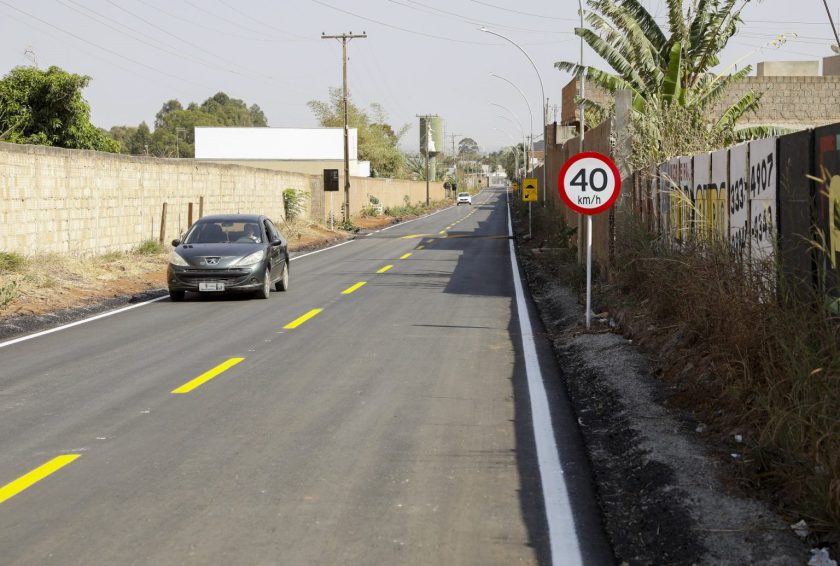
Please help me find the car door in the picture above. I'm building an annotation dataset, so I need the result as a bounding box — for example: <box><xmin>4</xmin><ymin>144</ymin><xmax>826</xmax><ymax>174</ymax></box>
<box><xmin>263</xmin><ymin>219</ymin><xmax>282</xmax><ymax>275</ymax></box>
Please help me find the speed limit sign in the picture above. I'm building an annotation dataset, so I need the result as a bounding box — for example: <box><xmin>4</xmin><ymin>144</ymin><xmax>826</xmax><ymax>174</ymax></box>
<box><xmin>558</xmin><ymin>152</ymin><xmax>621</xmax><ymax>215</ymax></box>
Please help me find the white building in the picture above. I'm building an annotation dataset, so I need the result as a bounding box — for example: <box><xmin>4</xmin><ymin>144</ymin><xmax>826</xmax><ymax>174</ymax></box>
<box><xmin>194</xmin><ymin>127</ymin><xmax>371</xmax><ymax>177</ymax></box>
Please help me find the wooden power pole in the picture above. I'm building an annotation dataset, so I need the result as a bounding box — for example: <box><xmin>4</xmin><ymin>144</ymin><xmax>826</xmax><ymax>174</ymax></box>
<box><xmin>321</xmin><ymin>31</ymin><xmax>367</xmax><ymax>222</ymax></box>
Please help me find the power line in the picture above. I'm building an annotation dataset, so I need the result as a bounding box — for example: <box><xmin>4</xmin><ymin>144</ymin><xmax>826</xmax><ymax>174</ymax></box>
<box><xmin>388</xmin><ymin>0</ymin><xmax>573</xmax><ymax>35</ymax></box>
<box><xmin>310</xmin><ymin>0</ymin><xmax>496</xmax><ymax>45</ymax></box>
<box><xmin>131</xmin><ymin>0</ymin><xmax>302</xmax><ymax>42</ymax></box>
<box><xmin>100</xmin><ymin>0</ymin><xmax>303</xmax><ymax>87</ymax></box>
<box><xmin>0</xmin><ymin>0</ymin><xmax>212</xmax><ymax>89</ymax></box>
<box><xmin>213</xmin><ymin>0</ymin><xmax>314</xmax><ymax>41</ymax></box>
<box><xmin>467</xmin><ymin>0</ymin><xmax>573</xmax><ymax>20</ymax></box>
<box><xmin>182</xmin><ymin>0</ymin><xmax>275</xmax><ymax>38</ymax></box>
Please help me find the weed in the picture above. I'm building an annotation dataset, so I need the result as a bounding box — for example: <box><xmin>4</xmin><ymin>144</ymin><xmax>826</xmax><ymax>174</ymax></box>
<box><xmin>0</xmin><ymin>251</ymin><xmax>25</xmax><ymax>272</ymax></box>
<box><xmin>337</xmin><ymin>219</ymin><xmax>360</xmax><ymax>233</ymax></box>
<box><xmin>134</xmin><ymin>240</ymin><xmax>164</xmax><ymax>255</ymax></box>
<box><xmin>0</xmin><ymin>279</ymin><xmax>17</xmax><ymax>309</ymax></box>
<box><xmin>283</xmin><ymin>188</ymin><xmax>308</xmax><ymax>221</ymax></box>
<box><xmin>611</xmin><ymin>209</ymin><xmax>840</xmax><ymax>535</ymax></box>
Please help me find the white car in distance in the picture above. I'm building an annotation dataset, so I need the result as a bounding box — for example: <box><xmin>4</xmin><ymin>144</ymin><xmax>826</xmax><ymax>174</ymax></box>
<box><xmin>456</xmin><ymin>192</ymin><xmax>472</xmax><ymax>206</ymax></box>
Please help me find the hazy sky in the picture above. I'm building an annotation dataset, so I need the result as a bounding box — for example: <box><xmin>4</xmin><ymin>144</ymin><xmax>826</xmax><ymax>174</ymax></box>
<box><xmin>1</xmin><ymin>0</ymin><xmax>838</xmax><ymax>152</ymax></box>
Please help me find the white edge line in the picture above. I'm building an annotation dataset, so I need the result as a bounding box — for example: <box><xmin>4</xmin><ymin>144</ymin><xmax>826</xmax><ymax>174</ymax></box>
<box><xmin>506</xmin><ymin>194</ymin><xmax>584</xmax><ymax>566</ymax></box>
<box><xmin>0</xmin><ymin>200</ymin><xmax>480</xmax><ymax>350</ymax></box>
<box><xmin>0</xmin><ymin>295</ymin><xmax>168</xmax><ymax>349</ymax></box>
<box><xmin>289</xmin><ymin>239</ymin><xmax>354</xmax><ymax>261</ymax></box>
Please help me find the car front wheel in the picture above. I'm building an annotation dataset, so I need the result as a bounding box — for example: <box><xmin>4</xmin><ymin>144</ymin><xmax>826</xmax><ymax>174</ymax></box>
<box><xmin>256</xmin><ymin>268</ymin><xmax>271</xmax><ymax>299</ymax></box>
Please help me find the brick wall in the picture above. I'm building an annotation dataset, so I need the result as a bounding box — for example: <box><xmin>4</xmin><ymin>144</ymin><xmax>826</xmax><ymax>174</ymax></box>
<box><xmin>0</xmin><ymin>142</ymin><xmax>445</xmax><ymax>255</ymax></box>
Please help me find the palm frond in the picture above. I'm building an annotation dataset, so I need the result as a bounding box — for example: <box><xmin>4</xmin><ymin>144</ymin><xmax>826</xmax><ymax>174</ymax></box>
<box><xmin>710</xmin><ymin>90</ymin><xmax>763</xmax><ymax>135</ymax></box>
<box><xmin>662</xmin><ymin>41</ymin><xmax>683</xmax><ymax>105</ymax></box>
<box><xmin>615</xmin><ymin>0</ymin><xmax>667</xmax><ymax>51</ymax></box>
<box><xmin>733</xmin><ymin>124</ymin><xmax>800</xmax><ymax>142</ymax></box>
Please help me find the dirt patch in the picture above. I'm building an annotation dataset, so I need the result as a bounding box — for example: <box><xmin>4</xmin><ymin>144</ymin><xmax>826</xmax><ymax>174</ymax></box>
<box><xmin>0</xmin><ymin>208</ymin><xmax>442</xmax><ymax>338</ymax></box>
<box><xmin>511</xmin><ymin>214</ymin><xmax>809</xmax><ymax>564</ymax></box>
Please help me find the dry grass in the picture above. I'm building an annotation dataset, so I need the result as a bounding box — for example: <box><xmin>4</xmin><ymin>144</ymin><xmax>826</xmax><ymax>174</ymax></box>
<box><xmin>611</xmin><ymin>210</ymin><xmax>840</xmax><ymax>538</ymax></box>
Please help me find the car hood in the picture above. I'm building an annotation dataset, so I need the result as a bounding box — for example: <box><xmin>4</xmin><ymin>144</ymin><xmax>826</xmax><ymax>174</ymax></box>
<box><xmin>174</xmin><ymin>243</ymin><xmax>265</xmax><ymax>268</ymax></box>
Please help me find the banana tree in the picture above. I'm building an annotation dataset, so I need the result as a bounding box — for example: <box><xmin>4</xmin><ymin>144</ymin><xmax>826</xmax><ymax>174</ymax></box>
<box><xmin>555</xmin><ymin>0</ymin><xmax>769</xmax><ymax>144</ymax></box>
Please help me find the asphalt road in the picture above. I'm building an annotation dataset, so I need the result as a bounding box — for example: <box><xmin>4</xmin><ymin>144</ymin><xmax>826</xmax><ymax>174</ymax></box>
<box><xmin>0</xmin><ymin>189</ymin><xmax>610</xmax><ymax>565</ymax></box>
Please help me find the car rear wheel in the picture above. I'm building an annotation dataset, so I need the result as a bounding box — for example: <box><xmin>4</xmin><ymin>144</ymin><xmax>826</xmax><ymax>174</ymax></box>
<box><xmin>275</xmin><ymin>261</ymin><xmax>289</xmax><ymax>292</ymax></box>
<box><xmin>169</xmin><ymin>289</ymin><xmax>185</xmax><ymax>302</ymax></box>
<box><xmin>256</xmin><ymin>268</ymin><xmax>271</xmax><ymax>299</ymax></box>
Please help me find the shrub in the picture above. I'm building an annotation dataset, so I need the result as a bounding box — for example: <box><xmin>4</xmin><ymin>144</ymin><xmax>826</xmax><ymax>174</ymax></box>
<box><xmin>0</xmin><ymin>251</ymin><xmax>25</xmax><ymax>272</ymax></box>
<box><xmin>283</xmin><ymin>188</ymin><xmax>308</xmax><ymax>220</ymax></box>
<box><xmin>134</xmin><ymin>240</ymin><xmax>164</xmax><ymax>255</ymax></box>
<box><xmin>0</xmin><ymin>279</ymin><xmax>17</xmax><ymax>309</ymax></box>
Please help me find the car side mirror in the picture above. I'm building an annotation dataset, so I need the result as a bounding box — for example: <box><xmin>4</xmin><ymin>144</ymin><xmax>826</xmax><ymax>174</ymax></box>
<box><xmin>270</xmin><ymin>238</ymin><xmax>283</xmax><ymax>246</ymax></box>
<box><xmin>171</xmin><ymin>239</ymin><xmax>181</xmax><ymax>247</ymax></box>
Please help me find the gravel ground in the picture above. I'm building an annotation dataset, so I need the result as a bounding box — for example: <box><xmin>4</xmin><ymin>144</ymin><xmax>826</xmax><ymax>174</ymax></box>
<box><xmin>517</xmin><ymin>247</ymin><xmax>810</xmax><ymax>565</ymax></box>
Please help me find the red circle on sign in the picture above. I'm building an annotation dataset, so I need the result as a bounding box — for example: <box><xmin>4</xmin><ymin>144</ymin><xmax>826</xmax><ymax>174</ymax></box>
<box><xmin>557</xmin><ymin>151</ymin><xmax>622</xmax><ymax>215</ymax></box>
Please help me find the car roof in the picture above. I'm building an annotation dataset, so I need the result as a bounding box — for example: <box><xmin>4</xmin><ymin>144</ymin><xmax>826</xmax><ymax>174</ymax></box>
<box><xmin>197</xmin><ymin>214</ymin><xmax>264</xmax><ymax>222</ymax></box>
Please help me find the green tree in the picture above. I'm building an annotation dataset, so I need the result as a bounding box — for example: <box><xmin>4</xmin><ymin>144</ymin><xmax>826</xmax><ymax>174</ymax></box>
<box><xmin>0</xmin><ymin>65</ymin><xmax>119</xmax><ymax>152</ymax></box>
<box><xmin>308</xmin><ymin>88</ymin><xmax>409</xmax><ymax>178</ymax></box>
<box><xmin>554</xmin><ymin>0</ymin><xmax>780</xmax><ymax>166</ymax></box>
<box><xmin>458</xmin><ymin>137</ymin><xmax>480</xmax><ymax>158</ymax></box>
<box><xmin>132</xmin><ymin>92</ymin><xmax>268</xmax><ymax>157</ymax></box>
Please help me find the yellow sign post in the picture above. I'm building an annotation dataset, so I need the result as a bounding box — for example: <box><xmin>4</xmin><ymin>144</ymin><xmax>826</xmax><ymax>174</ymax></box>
<box><xmin>522</xmin><ymin>178</ymin><xmax>538</xmax><ymax>202</ymax></box>
<box><xmin>522</xmin><ymin>178</ymin><xmax>538</xmax><ymax>239</ymax></box>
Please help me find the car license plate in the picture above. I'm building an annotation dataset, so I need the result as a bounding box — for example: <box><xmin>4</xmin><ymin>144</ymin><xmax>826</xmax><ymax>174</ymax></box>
<box><xmin>199</xmin><ymin>282</ymin><xmax>225</xmax><ymax>292</ymax></box>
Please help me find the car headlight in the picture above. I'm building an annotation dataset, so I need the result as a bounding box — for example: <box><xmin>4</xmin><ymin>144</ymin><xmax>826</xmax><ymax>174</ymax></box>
<box><xmin>235</xmin><ymin>249</ymin><xmax>265</xmax><ymax>266</ymax></box>
<box><xmin>169</xmin><ymin>251</ymin><xmax>189</xmax><ymax>267</ymax></box>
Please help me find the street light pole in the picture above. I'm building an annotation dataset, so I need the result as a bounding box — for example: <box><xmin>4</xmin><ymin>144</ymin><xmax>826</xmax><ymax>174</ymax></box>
<box><xmin>322</xmin><ymin>31</ymin><xmax>367</xmax><ymax>222</ymax></box>
<box><xmin>489</xmin><ymin>73</ymin><xmax>533</xmax><ymax>182</ymax></box>
<box><xmin>576</xmin><ymin>0</ymin><xmax>593</xmax><ymax>329</ymax></box>
<box><xmin>481</xmin><ymin>27</ymin><xmax>547</xmax><ymax>204</ymax></box>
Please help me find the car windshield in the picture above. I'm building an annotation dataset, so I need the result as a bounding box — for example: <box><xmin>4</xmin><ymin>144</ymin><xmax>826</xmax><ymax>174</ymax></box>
<box><xmin>183</xmin><ymin>221</ymin><xmax>262</xmax><ymax>244</ymax></box>
<box><xmin>458</xmin><ymin>193</ymin><xmax>469</xmax><ymax>197</ymax></box>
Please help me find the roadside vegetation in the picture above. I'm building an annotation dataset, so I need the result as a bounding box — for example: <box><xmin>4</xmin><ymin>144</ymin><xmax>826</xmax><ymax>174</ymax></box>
<box><xmin>508</xmin><ymin>0</ymin><xmax>840</xmax><ymax>546</ymax></box>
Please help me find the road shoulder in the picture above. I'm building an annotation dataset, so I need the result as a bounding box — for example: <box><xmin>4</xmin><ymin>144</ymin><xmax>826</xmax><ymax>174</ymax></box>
<box><xmin>514</xmin><ymin>240</ymin><xmax>808</xmax><ymax>564</ymax></box>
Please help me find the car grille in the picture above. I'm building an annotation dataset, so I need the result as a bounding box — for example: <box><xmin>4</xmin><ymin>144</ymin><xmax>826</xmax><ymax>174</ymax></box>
<box><xmin>178</xmin><ymin>269</ymin><xmax>250</xmax><ymax>283</ymax></box>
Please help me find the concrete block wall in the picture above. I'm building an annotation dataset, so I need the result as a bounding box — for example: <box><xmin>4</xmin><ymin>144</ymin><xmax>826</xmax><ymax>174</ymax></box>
<box><xmin>0</xmin><ymin>142</ymin><xmax>447</xmax><ymax>256</ymax></box>
<box><xmin>0</xmin><ymin>143</ymin><xmax>303</xmax><ymax>255</ymax></box>
<box><xmin>710</xmin><ymin>76</ymin><xmax>840</xmax><ymax>127</ymax></box>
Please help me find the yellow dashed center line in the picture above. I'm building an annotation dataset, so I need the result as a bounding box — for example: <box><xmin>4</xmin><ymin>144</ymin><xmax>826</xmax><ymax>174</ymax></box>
<box><xmin>438</xmin><ymin>230</ymin><xmax>446</xmax><ymax>235</ymax></box>
<box><xmin>342</xmin><ymin>281</ymin><xmax>367</xmax><ymax>295</ymax></box>
<box><xmin>399</xmin><ymin>253</ymin><xmax>412</xmax><ymax>260</ymax></box>
<box><xmin>0</xmin><ymin>454</ymin><xmax>81</xmax><ymax>505</ymax></box>
<box><xmin>283</xmin><ymin>308</ymin><xmax>324</xmax><ymax>329</ymax></box>
<box><xmin>377</xmin><ymin>264</ymin><xmax>394</xmax><ymax>274</ymax></box>
<box><xmin>172</xmin><ymin>357</ymin><xmax>245</xmax><ymax>394</ymax></box>
<box><xmin>416</xmin><ymin>245</ymin><xmax>425</xmax><ymax>250</ymax></box>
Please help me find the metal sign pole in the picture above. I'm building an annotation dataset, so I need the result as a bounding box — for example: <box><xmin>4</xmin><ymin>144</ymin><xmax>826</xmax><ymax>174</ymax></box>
<box><xmin>586</xmin><ymin>215</ymin><xmax>592</xmax><ymax>329</ymax></box>
<box><xmin>330</xmin><ymin>192</ymin><xmax>334</xmax><ymax>230</ymax></box>
<box><xmin>529</xmin><ymin>201</ymin><xmax>532</xmax><ymax>239</ymax></box>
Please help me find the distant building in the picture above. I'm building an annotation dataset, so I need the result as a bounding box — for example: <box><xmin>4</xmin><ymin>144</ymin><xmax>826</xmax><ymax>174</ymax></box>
<box><xmin>560</xmin><ymin>56</ymin><xmax>840</xmax><ymax>133</ymax></box>
<box><xmin>194</xmin><ymin>127</ymin><xmax>371</xmax><ymax>177</ymax></box>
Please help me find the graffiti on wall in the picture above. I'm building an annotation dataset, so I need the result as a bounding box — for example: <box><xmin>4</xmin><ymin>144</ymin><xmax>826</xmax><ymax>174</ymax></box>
<box><xmin>728</xmin><ymin>144</ymin><xmax>750</xmax><ymax>258</ymax></box>
<box><xmin>710</xmin><ymin>149</ymin><xmax>729</xmax><ymax>241</ymax></box>
<box><xmin>748</xmin><ymin>137</ymin><xmax>778</xmax><ymax>261</ymax></box>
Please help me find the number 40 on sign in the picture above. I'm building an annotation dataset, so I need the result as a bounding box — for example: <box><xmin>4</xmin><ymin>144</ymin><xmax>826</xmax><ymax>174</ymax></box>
<box><xmin>558</xmin><ymin>152</ymin><xmax>621</xmax><ymax>215</ymax></box>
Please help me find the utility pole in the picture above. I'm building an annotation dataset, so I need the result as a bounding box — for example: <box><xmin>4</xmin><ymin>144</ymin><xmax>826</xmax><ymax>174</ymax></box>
<box><xmin>175</xmin><ymin>127</ymin><xmax>186</xmax><ymax>159</ymax></box>
<box><xmin>322</xmin><ymin>31</ymin><xmax>367</xmax><ymax>222</ymax></box>
<box><xmin>449</xmin><ymin>132</ymin><xmax>460</xmax><ymax>196</ymax></box>
<box><xmin>821</xmin><ymin>0</ymin><xmax>840</xmax><ymax>51</ymax></box>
